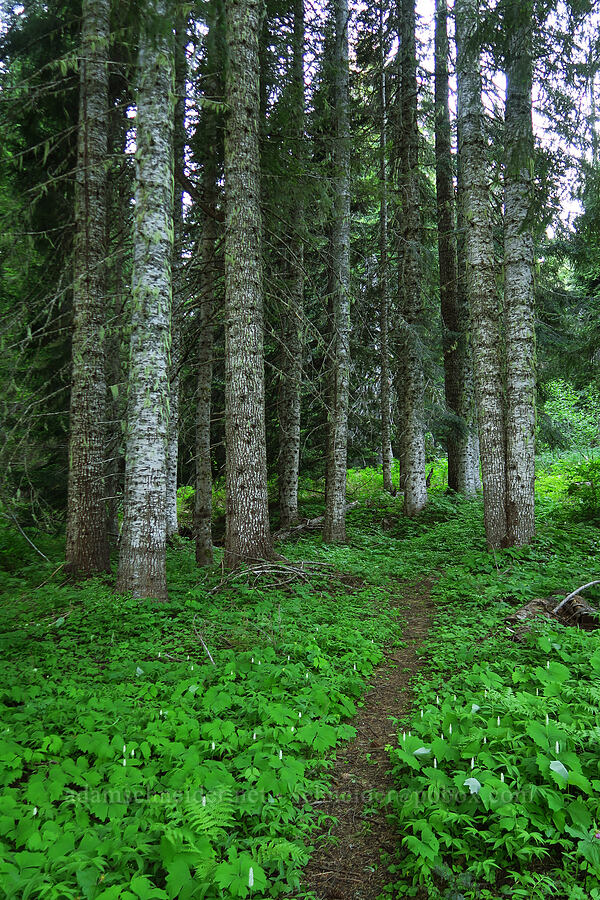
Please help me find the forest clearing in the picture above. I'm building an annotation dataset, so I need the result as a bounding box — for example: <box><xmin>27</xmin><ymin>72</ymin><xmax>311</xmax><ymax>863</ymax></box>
<box><xmin>2</xmin><ymin>0</ymin><xmax>600</xmax><ymax>897</ymax></box>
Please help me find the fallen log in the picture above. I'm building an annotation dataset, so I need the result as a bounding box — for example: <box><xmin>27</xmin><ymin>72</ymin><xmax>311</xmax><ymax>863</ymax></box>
<box><xmin>273</xmin><ymin>501</ymin><xmax>361</xmax><ymax>541</ymax></box>
<box><xmin>507</xmin><ymin>585</ymin><xmax>599</xmax><ymax>634</ymax></box>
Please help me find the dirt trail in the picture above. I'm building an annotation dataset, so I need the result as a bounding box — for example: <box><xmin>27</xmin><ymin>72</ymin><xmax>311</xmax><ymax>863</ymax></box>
<box><xmin>300</xmin><ymin>586</ymin><xmax>434</xmax><ymax>900</ymax></box>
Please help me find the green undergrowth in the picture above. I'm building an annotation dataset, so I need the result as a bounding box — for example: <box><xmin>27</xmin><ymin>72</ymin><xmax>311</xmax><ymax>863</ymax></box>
<box><xmin>2</xmin><ymin>453</ymin><xmax>600</xmax><ymax>899</ymax></box>
<box><xmin>382</xmin><ymin>455</ymin><xmax>600</xmax><ymax>900</ymax></box>
<box><xmin>0</xmin><ymin>534</ymin><xmax>404</xmax><ymax>899</ymax></box>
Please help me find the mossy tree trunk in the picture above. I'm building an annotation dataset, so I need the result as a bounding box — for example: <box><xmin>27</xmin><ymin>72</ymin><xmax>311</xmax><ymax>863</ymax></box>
<box><xmin>65</xmin><ymin>0</ymin><xmax>111</xmax><ymax>577</ymax></box>
<box><xmin>117</xmin><ymin>1</ymin><xmax>175</xmax><ymax>599</ymax></box>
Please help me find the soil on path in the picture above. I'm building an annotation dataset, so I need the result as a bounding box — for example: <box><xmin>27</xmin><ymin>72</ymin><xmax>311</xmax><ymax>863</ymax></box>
<box><xmin>299</xmin><ymin>585</ymin><xmax>434</xmax><ymax>900</ymax></box>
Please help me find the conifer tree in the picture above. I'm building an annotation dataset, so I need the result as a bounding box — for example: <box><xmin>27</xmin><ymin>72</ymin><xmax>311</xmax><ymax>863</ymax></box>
<box><xmin>434</xmin><ymin>0</ymin><xmax>478</xmax><ymax>495</ymax></box>
<box><xmin>65</xmin><ymin>0</ymin><xmax>111</xmax><ymax>577</ymax></box>
<box><xmin>456</xmin><ymin>0</ymin><xmax>507</xmax><ymax>547</ymax></box>
<box><xmin>117</xmin><ymin>2</ymin><xmax>175</xmax><ymax>599</ymax></box>
<box><xmin>323</xmin><ymin>0</ymin><xmax>351</xmax><ymax>543</ymax></box>
<box><xmin>397</xmin><ymin>0</ymin><xmax>427</xmax><ymax>515</ymax></box>
<box><xmin>223</xmin><ymin>0</ymin><xmax>273</xmax><ymax>566</ymax></box>
<box><xmin>278</xmin><ymin>0</ymin><xmax>306</xmax><ymax>530</ymax></box>
<box><xmin>504</xmin><ymin>0</ymin><xmax>536</xmax><ymax>545</ymax></box>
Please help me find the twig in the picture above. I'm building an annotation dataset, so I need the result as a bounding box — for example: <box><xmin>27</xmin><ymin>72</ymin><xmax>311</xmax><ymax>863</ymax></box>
<box><xmin>2</xmin><ymin>511</ymin><xmax>50</xmax><ymax>561</ymax></box>
<box><xmin>193</xmin><ymin>616</ymin><xmax>215</xmax><ymax>665</ymax></box>
<box><xmin>552</xmin><ymin>580</ymin><xmax>600</xmax><ymax>614</ymax></box>
<box><xmin>33</xmin><ymin>562</ymin><xmax>65</xmax><ymax>590</ymax></box>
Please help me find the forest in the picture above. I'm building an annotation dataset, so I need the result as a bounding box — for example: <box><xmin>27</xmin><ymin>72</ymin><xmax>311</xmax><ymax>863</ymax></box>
<box><xmin>2</xmin><ymin>0</ymin><xmax>600</xmax><ymax>897</ymax></box>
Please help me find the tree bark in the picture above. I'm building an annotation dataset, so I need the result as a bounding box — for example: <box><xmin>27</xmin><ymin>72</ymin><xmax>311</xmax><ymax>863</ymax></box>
<box><xmin>224</xmin><ymin>0</ymin><xmax>273</xmax><ymax>566</ymax></box>
<box><xmin>116</xmin><ymin>1</ymin><xmax>175</xmax><ymax>599</ymax></box>
<box><xmin>398</xmin><ymin>0</ymin><xmax>427</xmax><ymax>516</ymax></box>
<box><xmin>278</xmin><ymin>0</ymin><xmax>305</xmax><ymax>530</ymax></box>
<box><xmin>166</xmin><ymin>12</ymin><xmax>188</xmax><ymax>541</ymax></box>
<box><xmin>379</xmin><ymin>5</ymin><xmax>394</xmax><ymax>495</ymax></box>
<box><xmin>434</xmin><ymin>0</ymin><xmax>477</xmax><ymax>495</ymax></box>
<box><xmin>504</xmin><ymin>0</ymin><xmax>535</xmax><ymax>546</ymax></box>
<box><xmin>195</xmin><ymin>19</ymin><xmax>221</xmax><ymax>568</ymax></box>
<box><xmin>195</xmin><ymin>210</ymin><xmax>215</xmax><ymax>566</ymax></box>
<box><xmin>65</xmin><ymin>0</ymin><xmax>111</xmax><ymax>577</ymax></box>
<box><xmin>456</xmin><ymin>0</ymin><xmax>507</xmax><ymax>548</ymax></box>
<box><xmin>323</xmin><ymin>0</ymin><xmax>351</xmax><ymax>543</ymax></box>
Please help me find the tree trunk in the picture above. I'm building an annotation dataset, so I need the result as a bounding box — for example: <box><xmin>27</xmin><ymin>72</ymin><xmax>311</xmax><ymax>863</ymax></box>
<box><xmin>195</xmin><ymin>24</ymin><xmax>221</xmax><ymax>568</ymax></box>
<box><xmin>456</xmin><ymin>110</ymin><xmax>481</xmax><ymax>495</ymax></box>
<box><xmin>195</xmin><ymin>213</ymin><xmax>215</xmax><ymax>566</ymax></box>
<box><xmin>504</xmin><ymin>0</ymin><xmax>535</xmax><ymax>546</ymax></box>
<box><xmin>65</xmin><ymin>0</ymin><xmax>111</xmax><ymax>577</ymax></box>
<box><xmin>278</xmin><ymin>0</ymin><xmax>305</xmax><ymax>530</ymax></box>
<box><xmin>379</xmin><ymin>5</ymin><xmax>394</xmax><ymax>495</ymax></box>
<box><xmin>166</xmin><ymin>12</ymin><xmax>188</xmax><ymax>541</ymax></box>
<box><xmin>323</xmin><ymin>0</ymin><xmax>351</xmax><ymax>543</ymax></box>
<box><xmin>434</xmin><ymin>0</ymin><xmax>477</xmax><ymax>495</ymax></box>
<box><xmin>224</xmin><ymin>0</ymin><xmax>273</xmax><ymax>567</ymax></box>
<box><xmin>104</xmin><ymin>99</ymin><xmax>129</xmax><ymax>544</ymax></box>
<box><xmin>116</xmin><ymin>1</ymin><xmax>175</xmax><ymax>599</ymax></box>
<box><xmin>456</xmin><ymin>0</ymin><xmax>507</xmax><ymax>548</ymax></box>
<box><xmin>398</xmin><ymin>0</ymin><xmax>427</xmax><ymax>516</ymax></box>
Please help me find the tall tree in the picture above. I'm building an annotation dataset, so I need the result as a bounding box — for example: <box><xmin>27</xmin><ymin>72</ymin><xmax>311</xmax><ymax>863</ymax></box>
<box><xmin>166</xmin><ymin>11</ymin><xmax>189</xmax><ymax>541</ymax></box>
<box><xmin>323</xmin><ymin>0</ymin><xmax>351</xmax><ymax>543</ymax></box>
<box><xmin>504</xmin><ymin>0</ymin><xmax>536</xmax><ymax>545</ymax></box>
<box><xmin>379</xmin><ymin>3</ymin><xmax>394</xmax><ymax>495</ymax></box>
<box><xmin>278</xmin><ymin>0</ymin><xmax>306</xmax><ymax>530</ymax></box>
<box><xmin>195</xmin><ymin>8</ymin><xmax>223</xmax><ymax>568</ymax></box>
<box><xmin>434</xmin><ymin>0</ymin><xmax>477</xmax><ymax>495</ymax></box>
<box><xmin>116</xmin><ymin>2</ymin><xmax>175</xmax><ymax>599</ymax></box>
<box><xmin>64</xmin><ymin>0</ymin><xmax>111</xmax><ymax>577</ymax></box>
<box><xmin>224</xmin><ymin>0</ymin><xmax>273</xmax><ymax>566</ymax></box>
<box><xmin>397</xmin><ymin>0</ymin><xmax>427</xmax><ymax>515</ymax></box>
<box><xmin>456</xmin><ymin>0</ymin><xmax>507</xmax><ymax>547</ymax></box>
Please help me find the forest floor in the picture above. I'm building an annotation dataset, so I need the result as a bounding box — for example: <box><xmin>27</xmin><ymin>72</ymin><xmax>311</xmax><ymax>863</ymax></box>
<box><xmin>2</xmin><ymin>454</ymin><xmax>600</xmax><ymax>899</ymax></box>
<box><xmin>300</xmin><ymin>584</ymin><xmax>433</xmax><ymax>900</ymax></box>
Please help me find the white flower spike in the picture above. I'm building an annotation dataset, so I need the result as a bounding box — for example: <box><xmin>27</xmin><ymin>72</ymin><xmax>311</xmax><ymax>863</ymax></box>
<box><xmin>248</xmin><ymin>867</ymin><xmax>254</xmax><ymax>888</ymax></box>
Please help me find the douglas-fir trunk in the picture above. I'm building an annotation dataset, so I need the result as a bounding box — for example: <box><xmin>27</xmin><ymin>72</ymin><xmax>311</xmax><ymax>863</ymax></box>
<box><xmin>379</xmin><ymin>4</ymin><xmax>394</xmax><ymax>495</ymax></box>
<box><xmin>65</xmin><ymin>0</ymin><xmax>111</xmax><ymax>577</ymax></box>
<box><xmin>224</xmin><ymin>0</ymin><xmax>273</xmax><ymax>566</ymax></box>
<box><xmin>166</xmin><ymin>12</ymin><xmax>188</xmax><ymax>541</ymax></box>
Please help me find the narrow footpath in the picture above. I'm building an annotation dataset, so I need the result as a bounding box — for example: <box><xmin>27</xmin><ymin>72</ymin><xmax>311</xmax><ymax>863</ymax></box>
<box><xmin>300</xmin><ymin>586</ymin><xmax>434</xmax><ymax>900</ymax></box>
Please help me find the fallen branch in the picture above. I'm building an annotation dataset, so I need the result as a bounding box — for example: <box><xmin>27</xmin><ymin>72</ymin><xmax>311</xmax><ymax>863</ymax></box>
<box><xmin>2</xmin><ymin>511</ymin><xmax>49</xmax><ymax>561</ymax></box>
<box><xmin>193</xmin><ymin>615</ymin><xmax>215</xmax><ymax>665</ymax></box>
<box><xmin>273</xmin><ymin>501</ymin><xmax>361</xmax><ymax>541</ymax></box>
<box><xmin>552</xmin><ymin>580</ymin><xmax>600</xmax><ymax>615</ymax></box>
